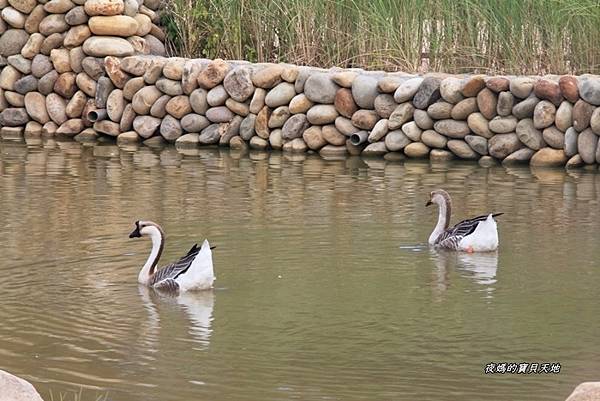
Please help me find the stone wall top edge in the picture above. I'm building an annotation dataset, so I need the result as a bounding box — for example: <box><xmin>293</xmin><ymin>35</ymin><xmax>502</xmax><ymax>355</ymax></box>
<box><xmin>118</xmin><ymin>55</ymin><xmax>600</xmax><ymax>81</ymax></box>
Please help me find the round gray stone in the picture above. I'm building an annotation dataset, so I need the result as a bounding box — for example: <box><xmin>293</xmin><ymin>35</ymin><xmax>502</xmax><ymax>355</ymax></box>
<box><xmin>304</xmin><ymin>73</ymin><xmax>339</xmax><ymax>104</ymax></box>
<box><xmin>516</xmin><ymin>118</ymin><xmax>545</xmax><ymax>150</ymax></box>
<box><xmin>352</xmin><ymin>75</ymin><xmax>379</xmax><ymax>109</ymax></box>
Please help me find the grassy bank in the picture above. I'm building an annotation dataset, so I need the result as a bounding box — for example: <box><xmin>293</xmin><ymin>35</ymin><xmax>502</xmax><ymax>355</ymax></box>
<box><xmin>161</xmin><ymin>0</ymin><xmax>600</xmax><ymax>74</ymax></box>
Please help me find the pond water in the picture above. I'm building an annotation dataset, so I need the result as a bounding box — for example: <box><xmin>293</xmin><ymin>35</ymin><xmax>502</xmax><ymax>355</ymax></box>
<box><xmin>0</xmin><ymin>138</ymin><xmax>599</xmax><ymax>401</ymax></box>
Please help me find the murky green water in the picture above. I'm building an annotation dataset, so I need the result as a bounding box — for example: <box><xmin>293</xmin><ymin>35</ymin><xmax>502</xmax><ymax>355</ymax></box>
<box><xmin>0</xmin><ymin>137</ymin><xmax>599</xmax><ymax>401</ymax></box>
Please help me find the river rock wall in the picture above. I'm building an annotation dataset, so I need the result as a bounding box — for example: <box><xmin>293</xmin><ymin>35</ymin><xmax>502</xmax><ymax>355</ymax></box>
<box><xmin>1</xmin><ymin>1</ymin><xmax>600</xmax><ymax>168</ymax></box>
<box><xmin>0</xmin><ymin>0</ymin><xmax>164</xmax><ymax>136</ymax></box>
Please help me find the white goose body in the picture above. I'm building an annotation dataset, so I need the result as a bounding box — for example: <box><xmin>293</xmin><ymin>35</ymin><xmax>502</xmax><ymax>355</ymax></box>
<box><xmin>129</xmin><ymin>221</ymin><xmax>215</xmax><ymax>292</ymax></box>
<box><xmin>427</xmin><ymin>190</ymin><xmax>501</xmax><ymax>252</ymax></box>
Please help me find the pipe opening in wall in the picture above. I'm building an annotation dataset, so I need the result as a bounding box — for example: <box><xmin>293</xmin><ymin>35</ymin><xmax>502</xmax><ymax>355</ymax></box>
<box><xmin>87</xmin><ymin>109</ymin><xmax>107</xmax><ymax>122</ymax></box>
<box><xmin>350</xmin><ymin>131</ymin><xmax>368</xmax><ymax>146</ymax></box>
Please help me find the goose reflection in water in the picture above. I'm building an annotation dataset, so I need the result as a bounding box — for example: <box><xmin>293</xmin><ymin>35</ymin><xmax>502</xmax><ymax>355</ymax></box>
<box><xmin>138</xmin><ymin>286</ymin><xmax>215</xmax><ymax>350</ymax></box>
<box><xmin>430</xmin><ymin>250</ymin><xmax>499</xmax><ymax>298</ymax></box>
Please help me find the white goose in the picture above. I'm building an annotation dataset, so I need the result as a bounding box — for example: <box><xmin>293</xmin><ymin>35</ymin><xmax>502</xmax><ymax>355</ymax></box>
<box><xmin>426</xmin><ymin>189</ymin><xmax>502</xmax><ymax>252</ymax></box>
<box><xmin>129</xmin><ymin>221</ymin><xmax>215</xmax><ymax>292</ymax></box>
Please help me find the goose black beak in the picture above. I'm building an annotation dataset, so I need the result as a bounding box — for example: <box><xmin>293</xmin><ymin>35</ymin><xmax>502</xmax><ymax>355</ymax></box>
<box><xmin>129</xmin><ymin>227</ymin><xmax>141</xmax><ymax>238</ymax></box>
<box><xmin>425</xmin><ymin>200</ymin><xmax>433</xmax><ymax>207</ymax></box>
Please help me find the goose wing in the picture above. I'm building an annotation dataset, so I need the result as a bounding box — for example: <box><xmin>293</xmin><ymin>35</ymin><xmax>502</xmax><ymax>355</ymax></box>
<box><xmin>436</xmin><ymin>213</ymin><xmax>503</xmax><ymax>249</ymax></box>
<box><xmin>150</xmin><ymin>244</ymin><xmax>202</xmax><ymax>287</ymax></box>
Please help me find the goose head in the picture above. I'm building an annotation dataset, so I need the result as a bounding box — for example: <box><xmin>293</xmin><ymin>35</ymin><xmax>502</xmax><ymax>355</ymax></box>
<box><xmin>129</xmin><ymin>220</ymin><xmax>164</xmax><ymax>239</ymax></box>
<box><xmin>426</xmin><ymin>189</ymin><xmax>451</xmax><ymax>208</ymax></box>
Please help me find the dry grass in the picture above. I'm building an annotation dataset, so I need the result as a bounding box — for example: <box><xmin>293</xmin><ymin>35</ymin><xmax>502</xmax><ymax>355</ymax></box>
<box><xmin>48</xmin><ymin>388</ymin><xmax>109</xmax><ymax>401</ymax></box>
<box><xmin>161</xmin><ymin>0</ymin><xmax>600</xmax><ymax>74</ymax></box>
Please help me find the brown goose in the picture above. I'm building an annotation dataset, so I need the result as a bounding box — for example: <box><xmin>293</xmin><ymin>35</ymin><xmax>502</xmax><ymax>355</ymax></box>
<box><xmin>426</xmin><ymin>189</ymin><xmax>502</xmax><ymax>252</ymax></box>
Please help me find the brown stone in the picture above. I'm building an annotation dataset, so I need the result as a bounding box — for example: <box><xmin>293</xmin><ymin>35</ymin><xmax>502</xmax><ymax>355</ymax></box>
<box><xmin>46</xmin><ymin>93</ymin><xmax>67</xmax><ymax>125</ymax></box>
<box><xmin>39</xmin><ymin>14</ymin><xmax>69</xmax><ymax>36</ymax></box>
<box><xmin>334</xmin><ymin>88</ymin><xmax>358</xmax><ymax>118</ymax></box>
<box><xmin>89</xmin><ymin>15</ymin><xmax>139</xmax><ymax>37</ymax></box>
<box><xmin>255</xmin><ymin>106</ymin><xmax>271</xmax><ymax>139</ymax></box>
<box><xmin>24</xmin><ymin>5</ymin><xmax>47</xmax><ymax>34</ymax></box>
<box><xmin>462</xmin><ymin>75</ymin><xmax>486</xmax><ymax>97</ymax></box>
<box><xmin>165</xmin><ymin>95</ymin><xmax>192</xmax><ymax>119</ymax></box>
<box><xmin>44</xmin><ymin>0</ymin><xmax>76</xmax><ymax>14</ymax></box>
<box><xmin>573</xmin><ymin>99</ymin><xmax>594</xmax><ymax>132</ymax></box>
<box><xmin>488</xmin><ymin>133</ymin><xmax>522</xmax><ymax>159</ymax></box>
<box><xmin>451</xmin><ymin>97</ymin><xmax>478</xmax><ymax>120</ymax></box>
<box><xmin>5</xmin><ymin>92</ymin><xmax>25</xmax><ymax>107</ymax></box>
<box><xmin>132</xmin><ymin>85</ymin><xmax>161</xmax><ymax>115</ymax></box>
<box><xmin>94</xmin><ymin>120</ymin><xmax>120</xmax><ymax>136</ymax></box>
<box><xmin>63</xmin><ymin>25</ymin><xmax>91</xmax><ymax>48</ymax></box>
<box><xmin>40</xmin><ymin>33</ymin><xmax>65</xmax><ymax>56</ymax></box>
<box><xmin>106</xmin><ymin>89</ymin><xmax>125</xmax><ymax>121</ymax></box>
<box><xmin>121</xmin><ymin>77</ymin><xmax>143</xmax><ymax>101</ymax></box>
<box><xmin>50</xmin><ymin>48</ymin><xmax>71</xmax><ymax>73</ymax></box>
<box><xmin>149</xmin><ymin>94</ymin><xmax>170</xmax><ymax>118</ymax></box>
<box><xmin>321</xmin><ymin>125</ymin><xmax>346</xmax><ymax>146</ymax></box>
<box><xmin>120</xmin><ymin>103</ymin><xmax>135</xmax><ymax>131</ymax></box>
<box><xmin>252</xmin><ymin>65</ymin><xmax>283</xmax><ymax>89</ymax></box>
<box><xmin>387</xmin><ymin>103</ymin><xmax>414</xmax><ymax>130</ymax></box>
<box><xmin>533</xmin><ymin>100</ymin><xmax>556</xmax><ymax>129</ymax></box>
<box><xmin>533</xmin><ymin>79</ymin><xmax>563</xmax><ymax>106</ymax></box>
<box><xmin>182</xmin><ymin>60</ymin><xmax>201</xmax><ymax>95</ymax></box>
<box><xmin>82</xmin><ymin>36</ymin><xmax>134</xmax><ymax>57</ymax></box>
<box><xmin>530</xmin><ymin>148</ymin><xmax>567</xmax><ymax>167</ymax></box>
<box><xmin>0</xmin><ymin>29</ymin><xmax>29</xmax><ymax>57</ymax></box>
<box><xmin>120</xmin><ymin>55</ymin><xmax>154</xmax><ymax>76</ymax></box>
<box><xmin>197</xmin><ymin>59</ymin><xmax>230</xmax><ymax>89</ymax></box>
<box><xmin>288</xmin><ymin>93</ymin><xmax>312</xmax><ymax>114</ymax></box>
<box><xmin>559</xmin><ymin>75</ymin><xmax>579</xmax><ymax>103</ymax></box>
<box><xmin>565</xmin><ymin>382</ymin><xmax>600</xmax><ymax>401</ymax></box>
<box><xmin>104</xmin><ymin>56</ymin><xmax>130</xmax><ymax>88</ymax></box>
<box><xmin>69</xmin><ymin>47</ymin><xmax>85</xmax><ymax>73</ymax></box>
<box><xmin>485</xmin><ymin>77</ymin><xmax>510</xmax><ymax>93</ymax></box>
<box><xmin>476</xmin><ymin>88</ymin><xmax>497</xmax><ymax>119</ymax></box>
<box><xmin>24</xmin><ymin>92</ymin><xmax>49</xmax><ymax>123</ymax></box>
<box><xmin>403</xmin><ymin>142</ymin><xmax>430</xmax><ymax>158</ymax></box>
<box><xmin>351</xmin><ymin>109</ymin><xmax>379</xmax><ymax>130</ymax></box>
<box><xmin>65</xmin><ymin>90</ymin><xmax>87</xmax><ymax>118</ymax></box>
<box><xmin>134</xmin><ymin>14</ymin><xmax>152</xmax><ymax>36</ymax></box>
<box><xmin>56</xmin><ymin>119</ymin><xmax>85</xmax><ymax>136</ymax></box>
<box><xmin>427</xmin><ymin>101</ymin><xmax>453</xmax><ymax>119</ymax></box>
<box><xmin>25</xmin><ymin>121</ymin><xmax>43</xmax><ymax>136</ymax></box>
<box><xmin>76</xmin><ymin>72</ymin><xmax>97</xmax><ymax>97</ymax></box>
<box><xmin>162</xmin><ymin>57</ymin><xmax>186</xmax><ymax>80</ymax></box>
<box><xmin>54</xmin><ymin>72</ymin><xmax>77</xmax><ymax>98</ymax></box>
<box><xmin>226</xmin><ymin>98</ymin><xmax>249</xmax><ymax>116</ymax></box>
<box><xmin>374</xmin><ymin>94</ymin><xmax>397</xmax><ymax>118</ymax></box>
<box><xmin>38</xmin><ymin>70</ymin><xmax>58</xmax><ymax>95</ymax></box>
<box><xmin>84</xmin><ymin>0</ymin><xmax>125</xmax><ymax>16</ymax></box>
<box><xmin>223</xmin><ymin>66</ymin><xmax>254</xmax><ymax>102</ymax></box>
<box><xmin>8</xmin><ymin>0</ymin><xmax>37</xmax><ymax>14</ymax></box>
<box><xmin>82</xmin><ymin>57</ymin><xmax>104</xmax><ymax>80</ymax></box>
<box><xmin>64</xmin><ymin>6</ymin><xmax>87</xmax><ymax>26</ymax></box>
<box><xmin>21</xmin><ymin>33</ymin><xmax>44</xmax><ymax>58</ymax></box>
<box><xmin>302</xmin><ymin>125</ymin><xmax>326</xmax><ymax>150</ymax></box>
<box><xmin>133</xmin><ymin>115</ymin><xmax>161</xmax><ymax>138</ymax></box>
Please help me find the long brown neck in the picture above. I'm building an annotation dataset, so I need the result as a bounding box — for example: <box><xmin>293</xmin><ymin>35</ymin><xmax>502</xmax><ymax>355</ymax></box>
<box><xmin>429</xmin><ymin>192</ymin><xmax>452</xmax><ymax>244</ymax></box>
<box><xmin>441</xmin><ymin>193</ymin><xmax>452</xmax><ymax>229</ymax></box>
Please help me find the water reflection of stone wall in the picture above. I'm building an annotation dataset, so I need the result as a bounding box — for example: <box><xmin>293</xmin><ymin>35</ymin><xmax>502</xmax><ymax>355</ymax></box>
<box><xmin>2</xmin><ymin>1</ymin><xmax>600</xmax><ymax>168</ymax></box>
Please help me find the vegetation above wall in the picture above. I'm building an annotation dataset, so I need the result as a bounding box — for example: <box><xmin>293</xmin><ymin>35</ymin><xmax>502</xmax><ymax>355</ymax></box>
<box><xmin>161</xmin><ymin>0</ymin><xmax>600</xmax><ymax>75</ymax></box>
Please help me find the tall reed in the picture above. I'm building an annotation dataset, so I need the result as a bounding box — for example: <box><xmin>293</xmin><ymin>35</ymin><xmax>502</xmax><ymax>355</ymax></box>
<box><xmin>161</xmin><ymin>0</ymin><xmax>600</xmax><ymax>74</ymax></box>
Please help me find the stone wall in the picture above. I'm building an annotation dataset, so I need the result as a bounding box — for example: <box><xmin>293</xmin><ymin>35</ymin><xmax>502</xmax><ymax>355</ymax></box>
<box><xmin>1</xmin><ymin>0</ymin><xmax>600</xmax><ymax>168</ymax></box>
<box><xmin>0</xmin><ymin>0</ymin><xmax>165</xmax><ymax>135</ymax></box>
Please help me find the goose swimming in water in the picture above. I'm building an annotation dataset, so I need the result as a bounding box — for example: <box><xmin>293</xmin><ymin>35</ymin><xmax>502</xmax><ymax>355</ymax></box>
<box><xmin>129</xmin><ymin>221</ymin><xmax>215</xmax><ymax>292</ymax></box>
<box><xmin>426</xmin><ymin>189</ymin><xmax>502</xmax><ymax>252</ymax></box>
